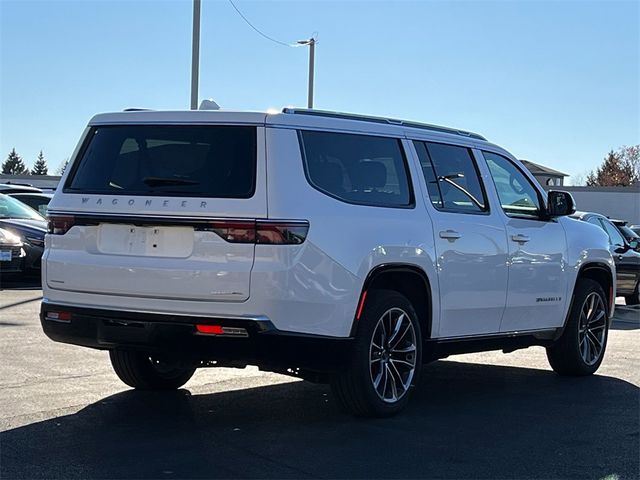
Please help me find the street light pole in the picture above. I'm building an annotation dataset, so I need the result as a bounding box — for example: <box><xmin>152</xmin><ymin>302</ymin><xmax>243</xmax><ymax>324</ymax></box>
<box><xmin>298</xmin><ymin>37</ymin><xmax>316</xmax><ymax>109</ymax></box>
<box><xmin>190</xmin><ymin>0</ymin><xmax>201</xmax><ymax>110</ymax></box>
<box><xmin>307</xmin><ymin>38</ymin><xmax>315</xmax><ymax>109</ymax></box>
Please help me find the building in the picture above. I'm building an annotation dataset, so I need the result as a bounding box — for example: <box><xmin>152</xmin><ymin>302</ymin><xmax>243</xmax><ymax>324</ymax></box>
<box><xmin>521</xmin><ymin>160</ymin><xmax>568</xmax><ymax>187</ymax></box>
<box><xmin>542</xmin><ymin>185</ymin><xmax>640</xmax><ymax>225</ymax></box>
<box><xmin>0</xmin><ymin>174</ymin><xmax>61</xmax><ymax>190</ymax></box>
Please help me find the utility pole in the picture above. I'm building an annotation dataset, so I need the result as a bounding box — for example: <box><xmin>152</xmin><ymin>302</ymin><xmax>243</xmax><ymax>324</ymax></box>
<box><xmin>190</xmin><ymin>0</ymin><xmax>201</xmax><ymax>110</ymax></box>
<box><xmin>298</xmin><ymin>37</ymin><xmax>316</xmax><ymax>109</ymax></box>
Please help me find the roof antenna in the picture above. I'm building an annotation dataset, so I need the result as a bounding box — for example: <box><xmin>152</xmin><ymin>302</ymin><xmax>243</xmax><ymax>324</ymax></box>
<box><xmin>199</xmin><ymin>99</ymin><xmax>220</xmax><ymax>110</ymax></box>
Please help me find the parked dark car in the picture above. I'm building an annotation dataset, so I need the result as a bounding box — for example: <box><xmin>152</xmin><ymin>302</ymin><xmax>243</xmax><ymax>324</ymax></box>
<box><xmin>7</xmin><ymin>192</ymin><xmax>53</xmax><ymax>216</ymax></box>
<box><xmin>610</xmin><ymin>219</ymin><xmax>640</xmax><ymax>252</ymax></box>
<box><xmin>572</xmin><ymin>212</ymin><xmax>640</xmax><ymax>305</ymax></box>
<box><xmin>0</xmin><ymin>194</ymin><xmax>47</xmax><ymax>274</ymax></box>
<box><xmin>631</xmin><ymin>225</ymin><xmax>640</xmax><ymax>237</ymax></box>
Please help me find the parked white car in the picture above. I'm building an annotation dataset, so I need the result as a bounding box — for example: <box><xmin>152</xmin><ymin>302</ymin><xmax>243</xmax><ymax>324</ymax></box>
<box><xmin>41</xmin><ymin>108</ymin><xmax>615</xmax><ymax>416</ymax></box>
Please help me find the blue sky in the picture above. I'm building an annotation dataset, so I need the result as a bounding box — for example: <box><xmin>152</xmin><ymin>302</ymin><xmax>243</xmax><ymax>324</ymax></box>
<box><xmin>1</xmin><ymin>0</ymin><xmax>638</xmax><ymax>182</ymax></box>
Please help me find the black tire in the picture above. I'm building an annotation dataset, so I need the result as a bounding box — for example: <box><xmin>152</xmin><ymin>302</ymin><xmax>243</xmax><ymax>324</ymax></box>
<box><xmin>331</xmin><ymin>289</ymin><xmax>422</xmax><ymax>417</ymax></box>
<box><xmin>109</xmin><ymin>350</ymin><xmax>196</xmax><ymax>390</ymax></box>
<box><xmin>546</xmin><ymin>278</ymin><xmax>609</xmax><ymax>376</ymax></box>
<box><xmin>624</xmin><ymin>283</ymin><xmax>639</xmax><ymax>306</ymax></box>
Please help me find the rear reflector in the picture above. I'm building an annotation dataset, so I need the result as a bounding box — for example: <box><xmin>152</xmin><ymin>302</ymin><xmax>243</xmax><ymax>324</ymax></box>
<box><xmin>356</xmin><ymin>290</ymin><xmax>368</xmax><ymax>320</ymax></box>
<box><xmin>46</xmin><ymin>311</ymin><xmax>72</xmax><ymax>323</ymax></box>
<box><xmin>195</xmin><ymin>324</ymin><xmax>249</xmax><ymax>337</ymax></box>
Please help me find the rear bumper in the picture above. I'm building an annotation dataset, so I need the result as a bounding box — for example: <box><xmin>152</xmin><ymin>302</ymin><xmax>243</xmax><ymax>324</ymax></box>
<box><xmin>40</xmin><ymin>302</ymin><xmax>353</xmax><ymax>372</ymax></box>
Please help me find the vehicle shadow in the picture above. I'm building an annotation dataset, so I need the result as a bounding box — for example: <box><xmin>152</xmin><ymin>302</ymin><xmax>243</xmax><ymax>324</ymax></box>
<box><xmin>0</xmin><ymin>273</ymin><xmax>41</xmax><ymax>291</ymax></box>
<box><xmin>1</xmin><ymin>360</ymin><xmax>638</xmax><ymax>479</ymax></box>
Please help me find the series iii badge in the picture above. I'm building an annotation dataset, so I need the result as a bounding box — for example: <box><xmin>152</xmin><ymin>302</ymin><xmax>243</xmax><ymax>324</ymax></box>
<box><xmin>536</xmin><ymin>296</ymin><xmax>562</xmax><ymax>302</ymax></box>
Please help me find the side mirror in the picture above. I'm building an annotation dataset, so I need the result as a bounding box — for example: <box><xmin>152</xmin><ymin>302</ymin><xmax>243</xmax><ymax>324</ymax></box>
<box><xmin>629</xmin><ymin>239</ymin><xmax>639</xmax><ymax>250</ymax></box>
<box><xmin>547</xmin><ymin>190</ymin><xmax>576</xmax><ymax>217</ymax></box>
<box><xmin>614</xmin><ymin>245</ymin><xmax>627</xmax><ymax>254</ymax></box>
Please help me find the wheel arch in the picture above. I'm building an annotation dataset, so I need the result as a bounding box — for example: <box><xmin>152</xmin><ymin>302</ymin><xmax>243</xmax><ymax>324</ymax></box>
<box><xmin>350</xmin><ymin>264</ymin><xmax>433</xmax><ymax>339</ymax></box>
<box><xmin>570</xmin><ymin>262</ymin><xmax>615</xmax><ymax>323</ymax></box>
<box><xmin>579</xmin><ymin>262</ymin><xmax>614</xmax><ymax>305</ymax></box>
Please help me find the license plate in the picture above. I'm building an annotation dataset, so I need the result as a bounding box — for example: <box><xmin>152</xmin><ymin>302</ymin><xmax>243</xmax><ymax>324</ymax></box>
<box><xmin>0</xmin><ymin>250</ymin><xmax>12</xmax><ymax>262</ymax></box>
<box><xmin>97</xmin><ymin>224</ymin><xmax>194</xmax><ymax>257</ymax></box>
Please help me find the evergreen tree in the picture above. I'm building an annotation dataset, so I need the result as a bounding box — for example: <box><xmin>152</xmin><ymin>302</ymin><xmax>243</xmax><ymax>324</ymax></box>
<box><xmin>1</xmin><ymin>148</ymin><xmax>29</xmax><ymax>175</ymax></box>
<box><xmin>31</xmin><ymin>151</ymin><xmax>49</xmax><ymax>175</ymax></box>
<box><xmin>56</xmin><ymin>159</ymin><xmax>69</xmax><ymax>176</ymax></box>
<box><xmin>586</xmin><ymin>150</ymin><xmax>636</xmax><ymax>187</ymax></box>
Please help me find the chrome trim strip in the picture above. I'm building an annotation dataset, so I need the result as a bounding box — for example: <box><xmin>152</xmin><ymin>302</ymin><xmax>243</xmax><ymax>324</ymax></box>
<box><xmin>46</xmin><ymin>211</ymin><xmax>308</xmax><ymax>225</ymax></box>
<box><xmin>432</xmin><ymin>328</ymin><xmax>558</xmax><ymax>342</ymax></box>
<box><xmin>41</xmin><ymin>298</ymin><xmax>270</xmax><ymax>323</ymax></box>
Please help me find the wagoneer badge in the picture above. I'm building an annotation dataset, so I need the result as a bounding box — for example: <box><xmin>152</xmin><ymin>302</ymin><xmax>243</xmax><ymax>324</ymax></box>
<box><xmin>82</xmin><ymin>197</ymin><xmax>209</xmax><ymax>208</ymax></box>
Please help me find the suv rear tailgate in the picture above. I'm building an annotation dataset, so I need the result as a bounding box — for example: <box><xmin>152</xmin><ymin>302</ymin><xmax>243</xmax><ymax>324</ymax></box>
<box><xmin>45</xmin><ymin>120</ymin><xmax>266</xmax><ymax>302</ymax></box>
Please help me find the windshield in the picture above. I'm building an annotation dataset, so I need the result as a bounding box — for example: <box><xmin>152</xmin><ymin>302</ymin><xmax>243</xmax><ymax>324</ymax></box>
<box><xmin>0</xmin><ymin>194</ymin><xmax>46</xmax><ymax>220</ymax></box>
<box><xmin>619</xmin><ymin>225</ymin><xmax>640</xmax><ymax>241</ymax></box>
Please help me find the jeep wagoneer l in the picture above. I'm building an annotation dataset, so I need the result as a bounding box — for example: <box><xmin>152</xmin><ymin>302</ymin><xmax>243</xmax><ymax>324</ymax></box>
<box><xmin>41</xmin><ymin>108</ymin><xmax>615</xmax><ymax>416</ymax></box>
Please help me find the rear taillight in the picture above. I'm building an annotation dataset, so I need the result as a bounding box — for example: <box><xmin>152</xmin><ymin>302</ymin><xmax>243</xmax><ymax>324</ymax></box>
<box><xmin>48</xmin><ymin>215</ymin><xmax>76</xmax><ymax>235</ymax></box>
<box><xmin>47</xmin><ymin>214</ymin><xmax>309</xmax><ymax>245</ymax></box>
<box><xmin>204</xmin><ymin>220</ymin><xmax>309</xmax><ymax>245</ymax></box>
<box><xmin>256</xmin><ymin>221</ymin><xmax>309</xmax><ymax>245</ymax></box>
<box><xmin>208</xmin><ymin>220</ymin><xmax>257</xmax><ymax>243</ymax></box>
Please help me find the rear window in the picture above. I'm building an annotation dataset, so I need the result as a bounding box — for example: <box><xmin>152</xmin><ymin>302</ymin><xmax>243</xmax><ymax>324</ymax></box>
<box><xmin>299</xmin><ymin>130</ymin><xmax>413</xmax><ymax>208</ymax></box>
<box><xmin>65</xmin><ymin>125</ymin><xmax>257</xmax><ymax>198</ymax></box>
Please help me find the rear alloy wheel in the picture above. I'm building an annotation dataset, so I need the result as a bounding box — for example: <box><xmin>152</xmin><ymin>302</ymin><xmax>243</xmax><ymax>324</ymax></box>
<box><xmin>546</xmin><ymin>278</ymin><xmax>609</xmax><ymax>375</ymax></box>
<box><xmin>109</xmin><ymin>350</ymin><xmax>196</xmax><ymax>390</ymax></box>
<box><xmin>369</xmin><ymin>307</ymin><xmax>418</xmax><ymax>403</ymax></box>
<box><xmin>331</xmin><ymin>289</ymin><xmax>422</xmax><ymax>417</ymax></box>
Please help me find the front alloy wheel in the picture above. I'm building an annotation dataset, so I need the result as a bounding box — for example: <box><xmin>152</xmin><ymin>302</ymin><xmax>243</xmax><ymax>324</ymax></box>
<box><xmin>547</xmin><ymin>278</ymin><xmax>609</xmax><ymax>376</ymax></box>
<box><xmin>577</xmin><ymin>292</ymin><xmax>607</xmax><ymax>366</ymax></box>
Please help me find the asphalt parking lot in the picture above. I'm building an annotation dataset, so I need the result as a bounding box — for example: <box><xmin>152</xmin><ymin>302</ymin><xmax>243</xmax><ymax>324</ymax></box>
<box><xmin>1</xmin><ymin>279</ymin><xmax>638</xmax><ymax>479</ymax></box>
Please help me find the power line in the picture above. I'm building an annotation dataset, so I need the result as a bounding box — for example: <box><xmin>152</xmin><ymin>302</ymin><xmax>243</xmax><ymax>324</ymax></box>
<box><xmin>227</xmin><ymin>0</ymin><xmax>298</xmax><ymax>47</ymax></box>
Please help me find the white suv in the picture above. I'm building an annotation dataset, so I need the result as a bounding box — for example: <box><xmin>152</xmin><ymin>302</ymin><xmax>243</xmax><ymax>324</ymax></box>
<box><xmin>41</xmin><ymin>108</ymin><xmax>615</xmax><ymax>416</ymax></box>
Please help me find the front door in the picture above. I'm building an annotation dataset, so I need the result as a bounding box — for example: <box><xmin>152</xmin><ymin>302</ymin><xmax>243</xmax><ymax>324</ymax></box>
<box><xmin>412</xmin><ymin>140</ymin><xmax>508</xmax><ymax>338</ymax></box>
<box><xmin>481</xmin><ymin>151</ymin><xmax>569</xmax><ymax>332</ymax></box>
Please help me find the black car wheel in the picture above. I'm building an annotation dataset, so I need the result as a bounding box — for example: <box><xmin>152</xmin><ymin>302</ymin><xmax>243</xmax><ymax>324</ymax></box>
<box><xmin>109</xmin><ymin>350</ymin><xmax>196</xmax><ymax>390</ymax></box>
<box><xmin>624</xmin><ymin>283</ymin><xmax>639</xmax><ymax>306</ymax></box>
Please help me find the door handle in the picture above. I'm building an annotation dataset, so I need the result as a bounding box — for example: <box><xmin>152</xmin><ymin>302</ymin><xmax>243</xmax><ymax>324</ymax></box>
<box><xmin>439</xmin><ymin>230</ymin><xmax>462</xmax><ymax>240</ymax></box>
<box><xmin>511</xmin><ymin>234</ymin><xmax>531</xmax><ymax>244</ymax></box>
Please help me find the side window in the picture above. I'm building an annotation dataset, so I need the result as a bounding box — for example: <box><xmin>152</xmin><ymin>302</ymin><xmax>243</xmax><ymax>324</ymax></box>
<box><xmin>299</xmin><ymin>131</ymin><xmax>413</xmax><ymax>207</ymax></box>
<box><xmin>599</xmin><ymin>219</ymin><xmax>626</xmax><ymax>247</ymax></box>
<box><xmin>483</xmin><ymin>151</ymin><xmax>542</xmax><ymax>218</ymax></box>
<box><xmin>413</xmin><ymin>141</ymin><xmax>443</xmax><ymax>209</ymax></box>
<box><xmin>413</xmin><ymin>140</ymin><xmax>487</xmax><ymax>213</ymax></box>
<box><xmin>587</xmin><ymin>217</ymin><xmax>602</xmax><ymax>228</ymax></box>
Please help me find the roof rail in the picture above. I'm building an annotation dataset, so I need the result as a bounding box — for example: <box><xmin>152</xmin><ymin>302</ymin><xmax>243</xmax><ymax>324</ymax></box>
<box><xmin>281</xmin><ymin>108</ymin><xmax>486</xmax><ymax>141</ymax></box>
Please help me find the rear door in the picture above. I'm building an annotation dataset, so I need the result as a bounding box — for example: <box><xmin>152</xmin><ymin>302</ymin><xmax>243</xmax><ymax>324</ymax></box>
<box><xmin>45</xmin><ymin>122</ymin><xmax>266</xmax><ymax>302</ymax></box>
<box><xmin>480</xmin><ymin>150</ymin><xmax>569</xmax><ymax>332</ymax></box>
<box><xmin>412</xmin><ymin>140</ymin><xmax>508</xmax><ymax>338</ymax></box>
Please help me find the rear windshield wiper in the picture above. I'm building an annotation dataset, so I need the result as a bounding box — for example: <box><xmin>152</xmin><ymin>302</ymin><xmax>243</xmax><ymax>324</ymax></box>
<box><xmin>142</xmin><ymin>176</ymin><xmax>200</xmax><ymax>187</ymax></box>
